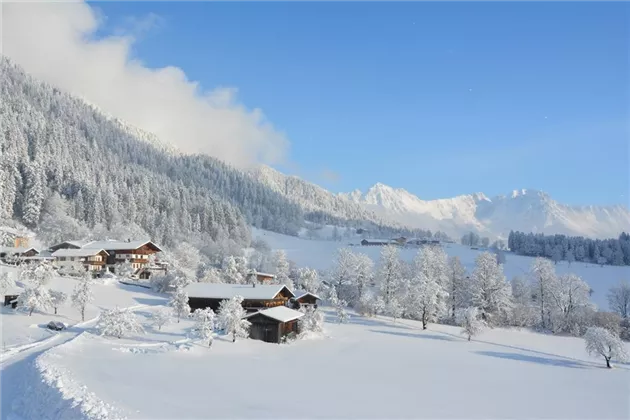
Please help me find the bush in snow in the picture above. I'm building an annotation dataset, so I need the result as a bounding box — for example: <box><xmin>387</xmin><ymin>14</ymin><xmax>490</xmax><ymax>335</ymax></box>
<box><xmin>117</xmin><ymin>259</ymin><xmax>136</xmax><ymax>279</ymax></box>
<box><xmin>356</xmin><ymin>293</ymin><xmax>384</xmax><ymax>317</ymax></box>
<box><xmin>584</xmin><ymin>326</ymin><xmax>629</xmax><ymax>368</ymax></box>
<box><xmin>299</xmin><ymin>307</ymin><xmax>324</xmax><ymax>335</ymax></box>
<box><xmin>192</xmin><ymin>308</ymin><xmax>216</xmax><ymax>346</ymax></box>
<box><xmin>329</xmin><ymin>285</ymin><xmax>349</xmax><ymax>323</ymax></box>
<box><xmin>151</xmin><ymin>307</ymin><xmax>173</xmax><ymax>330</ymax></box>
<box><xmin>71</xmin><ymin>273</ymin><xmax>94</xmax><ymax>321</ymax></box>
<box><xmin>217</xmin><ymin>295</ymin><xmax>250</xmax><ymax>342</ymax></box>
<box><xmin>456</xmin><ymin>307</ymin><xmax>486</xmax><ymax>341</ymax></box>
<box><xmin>17</xmin><ymin>285</ymin><xmax>52</xmax><ymax>316</ymax></box>
<box><xmin>97</xmin><ymin>307</ymin><xmax>145</xmax><ymax>339</ymax></box>
<box><xmin>19</xmin><ymin>260</ymin><xmax>55</xmax><ymax>286</ymax></box>
<box><xmin>169</xmin><ymin>286</ymin><xmax>191</xmax><ymax>322</ymax></box>
<box><xmin>49</xmin><ymin>290</ymin><xmax>67</xmax><ymax>315</ymax></box>
<box><xmin>151</xmin><ymin>271</ymin><xmax>190</xmax><ymax>293</ymax></box>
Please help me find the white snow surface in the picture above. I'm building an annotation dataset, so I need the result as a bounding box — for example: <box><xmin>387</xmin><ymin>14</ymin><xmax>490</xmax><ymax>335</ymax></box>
<box><xmin>13</xmin><ymin>308</ymin><xmax>630</xmax><ymax>419</ymax></box>
<box><xmin>253</xmin><ymin>228</ymin><xmax>630</xmax><ymax>311</ymax></box>
<box><xmin>340</xmin><ymin>183</ymin><xmax>630</xmax><ymax>239</ymax></box>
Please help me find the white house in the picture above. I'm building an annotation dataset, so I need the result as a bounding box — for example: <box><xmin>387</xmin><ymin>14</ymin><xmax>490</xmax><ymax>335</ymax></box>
<box><xmin>51</xmin><ymin>248</ymin><xmax>109</xmax><ymax>272</ymax></box>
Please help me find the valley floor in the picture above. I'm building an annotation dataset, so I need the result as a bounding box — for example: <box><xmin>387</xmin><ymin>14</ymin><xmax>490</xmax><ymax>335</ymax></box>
<box><xmin>4</xmin><ymin>304</ymin><xmax>629</xmax><ymax>419</ymax></box>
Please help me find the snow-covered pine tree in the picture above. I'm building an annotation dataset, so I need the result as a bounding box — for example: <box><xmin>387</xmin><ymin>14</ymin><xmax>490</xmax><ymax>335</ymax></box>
<box><xmin>584</xmin><ymin>327</ymin><xmax>629</xmax><ymax>368</ymax></box>
<box><xmin>0</xmin><ymin>272</ymin><xmax>16</xmax><ymax>296</ymax></box>
<box><xmin>470</xmin><ymin>252</ymin><xmax>512</xmax><ymax>326</ymax></box>
<box><xmin>299</xmin><ymin>306</ymin><xmax>324</xmax><ymax>335</ymax></box>
<box><xmin>151</xmin><ymin>307</ymin><xmax>173</xmax><ymax>330</ymax></box>
<box><xmin>169</xmin><ymin>286</ymin><xmax>191</xmax><ymax>323</ymax></box>
<box><xmin>97</xmin><ymin>307</ymin><xmax>145</xmax><ymax>339</ymax></box>
<box><xmin>217</xmin><ymin>295</ymin><xmax>250</xmax><ymax>342</ymax></box>
<box><xmin>222</xmin><ymin>256</ymin><xmax>243</xmax><ymax>284</ymax></box>
<box><xmin>456</xmin><ymin>307</ymin><xmax>486</xmax><ymax>341</ymax></box>
<box><xmin>192</xmin><ymin>308</ymin><xmax>216</xmax><ymax>347</ymax></box>
<box><xmin>17</xmin><ymin>285</ymin><xmax>52</xmax><ymax>316</ymax></box>
<box><xmin>71</xmin><ymin>274</ymin><xmax>94</xmax><ymax>321</ymax></box>
<box><xmin>49</xmin><ymin>290</ymin><xmax>67</xmax><ymax>315</ymax></box>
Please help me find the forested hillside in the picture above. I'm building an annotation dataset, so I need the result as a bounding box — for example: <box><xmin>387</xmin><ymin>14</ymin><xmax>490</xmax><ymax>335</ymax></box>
<box><xmin>0</xmin><ymin>58</ymin><xmax>418</xmax><ymax>250</ymax></box>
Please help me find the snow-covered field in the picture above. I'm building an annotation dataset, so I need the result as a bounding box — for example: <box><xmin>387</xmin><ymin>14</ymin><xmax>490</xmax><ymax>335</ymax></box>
<box><xmin>4</xmin><ymin>306</ymin><xmax>630</xmax><ymax>419</ymax></box>
<box><xmin>253</xmin><ymin>228</ymin><xmax>629</xmax><ymax>310</ymax></box>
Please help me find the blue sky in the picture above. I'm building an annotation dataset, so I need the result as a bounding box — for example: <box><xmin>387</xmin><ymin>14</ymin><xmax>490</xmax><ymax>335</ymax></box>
<box><xmin>93</xmin><ymin>2</ymin><xmax>628</xmax><ymax>206</ymax></box>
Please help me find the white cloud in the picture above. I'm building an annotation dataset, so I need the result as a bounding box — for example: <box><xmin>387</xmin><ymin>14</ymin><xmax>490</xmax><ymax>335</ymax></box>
<box><xmin>1</xmin><ymin>1</ymin><xmax>289</xmax><ymax>168</ymax></box>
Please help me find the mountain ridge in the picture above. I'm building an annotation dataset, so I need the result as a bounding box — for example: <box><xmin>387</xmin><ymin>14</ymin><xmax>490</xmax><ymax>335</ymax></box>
<box><xmin>340</xmin><ymin>183</ymin><xmax>629</xmax><ymax>240</ymax></box>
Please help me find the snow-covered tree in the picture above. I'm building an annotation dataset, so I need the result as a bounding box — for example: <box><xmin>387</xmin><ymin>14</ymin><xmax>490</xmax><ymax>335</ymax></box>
<box><xmin>584</xmin><ymin>327</ymin><xmax>629</xmax><ymax>368</ymax></box>
<box><xmin>608</xmin><ymin>280</ymin><xmax>630</xmax><ymax>319</ymax></box>
<box><xmin>151</xmin><ymin>307</ymin><xmax>173</xmax><ymax>331</ymax></box>
<box><xmin>0</xmin><ymin>272</ymin><xmax>16</xmax><ymax>295</ymax></box>
<box><xmin>378</xmin><ymin>245</ymin><xmax>404</xmax><ymax>306</ymax></box>
<box><xmin>531</xmin><ymin>257</ymin><xmax>556</xmax><ymax>329</ymax></box>
<box><xmin>217</xmin><ymin>295</ymin><xmax>250</xmax><ymax>342</ymax></box>
<box><xmin>17</xmin><ymin>285</ymin><xmax>52</xmax><ymax>316</ymax></box>
<box><xmin>172</xmin><ymin>242</ymin><xmax>202</xmax><ymax>280</ymax></box>
<box><xmin>117</xmin><ymin>259</ymin><xmax>136</xmax><ymax>279</ymax></box>
<box><xmin>352</xmin><ymin>253</ymin><xmax>374</xmax><ymax>306</ymax></box>
<box><xmin>510</xmin><ymin>276</ymin><xmax>537</xmax><ymax>327</ymax></box>
<box><xmin>19</xmin><ymin>261</ymin><xmax>55</xmax><ymax>287</ymax></box>
<box><xmin>199</xmin><ymin>266</ymin><xmax>222</xmax><ymax>283</ymax></box>
<box><xmin>192</xmin><ymin>308</ymin><xmax>216</xmax><ymax>346</ymax></box>
<box><xmin>222</xmin><ymin>256</ymin><xmax>243</xmax><ymax>284</ymax></box>
<box><xmin>329</xmin><ymin>286</ymin><xmax>349</xmax><ymax>323</ymax></box>
<box><xmin>447</xmin><ymin>256</ymin><xmax>468</xmax><ymax>322</ymax></box>
<box><xmin>71</xmin><ymin>276</ymin><xmax>94</xmax><ymax>321</ymax></box>
<box><xmin>49</xmin><ymin>290</ymin><xmax>67</xmax><ymax>315</ymax></box>
<box><xmin>97</xmin><ymin>307</ymin><xmax>144</xmax><ymax>339</ymax></box>
<box><xmin>356</xmin><ymin>292</ymin><xmax>384</xmax><ymax>317</ymax></box>
<box><xmin>470</xmin><ymin>252</ymin><xmax>512</xmax><ymax>326</ymax></box>
<box><xmin>169</xmin><ymin>286</ymin><xmax>191</xmax><ymax>322</ymax></box>
<box><xmin>592</xmin><ymin>312</ymin><xmax>622</xmax><ymax>337</ymax></box>
<box><xmin>330</xmin><ymin>248</ymin><xmax>357</xmax><ymax>302</ymax></box>
<box><xmin>297</xmin><ymin>267</ymin><xmax>320</xmax><ymax>294</ymax></box>
<box><xmin>406</xmin><ymin>248</ymin><xmax>449</xmax><ymax>329</ymax></box>
<box><xmin>456</xmin><ymin>307</ymin><xmax>486</xmax><ymax>341</ymax></box>
<box><xmin>299</xmin><ymin>306</ymin><xmax>325</xmax><ymax>335</ymax></box>
<box><xmin>272</xmin><ymin>250</ymin><xmax>293</xmax><ymax>289</ymax></box>
<box><xmin>547</xmin><ymin>273</ymin><xmax>594</xmax><ymax>334</ymax></box>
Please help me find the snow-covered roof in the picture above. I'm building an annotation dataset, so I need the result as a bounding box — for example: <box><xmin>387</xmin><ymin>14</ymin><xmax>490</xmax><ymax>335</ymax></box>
<box><xmin>2</xmin><ymin>286</ymin><xmax>22</xmax><ymax>296</ymax></box>
<box><xmin>293</xmin><ymin>290</ymin><xmax>322</xmax><ymax>300</ymax></box>
<box><xmin>0</xmin><ymin>247</ymin><xmax>38</xmax><ymax>254</ymax></box>
<box><xmin>185</xmin><ymin>283</ymin><xmax>294</xmax><ymax>300</ymax></box>
<box><xmin>82</xmin><ymin>240</ymin><xmax>162</xmax><ymax>252</ymax></box>
<box><xmin>244</xmin><ymin>306</ymin><xmax>305</xmax><ymax>323</ymax></box>
<box><xmin>255</xmin><ymin>272</ymin><xmax>276</xmax><ymax>278</ymax></box>
<box><xmin>51</xmin><ymin>248</ymin><xmax>109</xmax><ymax>257</ymax></box>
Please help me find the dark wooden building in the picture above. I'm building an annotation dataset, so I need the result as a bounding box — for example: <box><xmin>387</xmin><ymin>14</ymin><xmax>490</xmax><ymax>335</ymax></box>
<box><xmin>185</xmin><ymin>283</ymin><xmax>295</xmax><ymax>313</ymax></box>
<box><xmin>244</xmin><ymin>306</ymin><xmax>305</xmax><ymax>344</ymax></box>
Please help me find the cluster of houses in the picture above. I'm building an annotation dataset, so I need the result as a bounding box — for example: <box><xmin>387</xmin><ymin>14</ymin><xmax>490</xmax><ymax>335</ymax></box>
<box><xmin>360</xmin><ymin>236</ymin><xmax>441</xmax><ymax>247</ymax></box>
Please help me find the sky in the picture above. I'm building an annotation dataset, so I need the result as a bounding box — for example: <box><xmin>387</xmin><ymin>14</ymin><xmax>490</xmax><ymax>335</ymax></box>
<box><xmin>3</xmin><ymin>2</ymin><xmax>629</xmax><ymax>206</ymax></box>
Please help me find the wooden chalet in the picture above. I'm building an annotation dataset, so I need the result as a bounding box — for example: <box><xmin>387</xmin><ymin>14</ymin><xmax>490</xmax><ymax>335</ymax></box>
<box><xmin>2</xmin><ymin>285</ymin><xmax>22</xmax><ymax>308</ymax></box>
<box><xmin>51</xmin><ymin>248</ymin><xmax>109</xmax><ymax>272</ymax></box>
<box><xmin>289</xmin><ymin>290</ymin><xmax>321</xmax><ymax>310</ymax></box>
<box><xmin>185</xmin><ymin>283</ymin><xmax>295</xmax><ymax>313</ymax></box>
<box><xmin>244</xmin><ymin>306</ymin><xmax>305</xmax><ymax>344</ymax></box>
<box><xmin>49</xmin><ymin>239</ymin><xmax>163</xmax><ymax>277</ymax></box>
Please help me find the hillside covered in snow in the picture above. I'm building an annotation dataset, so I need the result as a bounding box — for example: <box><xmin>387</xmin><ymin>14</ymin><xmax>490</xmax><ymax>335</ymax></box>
<box><xmin>341</xmin><ymin>184</ymin><xmax>630</xmax><ymax>240</ymax></box>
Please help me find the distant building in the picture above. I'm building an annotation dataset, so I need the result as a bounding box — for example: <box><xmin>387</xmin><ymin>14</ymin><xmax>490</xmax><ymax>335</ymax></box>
<box><xmin>0</xmin><ymin>247</ymin><xmax>40</xmax><ymax>264</ymax></box>
<box><xmin>289</xmin><ymin>290</ymin><xmax>321</xmax><ymax>310</ymax></box>
<box><xmin>360</xmin><ymin>239</ymin><xmax>398</xmax><ymax>246</ymax></box>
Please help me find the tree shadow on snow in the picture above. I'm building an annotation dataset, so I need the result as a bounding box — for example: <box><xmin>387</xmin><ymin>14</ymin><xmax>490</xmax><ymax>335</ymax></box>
<box><xmin>369</xmin><ymin>329</ymin><xmax>456</xmax><ymax>341</ymax></box>
<box><xmin>474</xmin><ymin>351</ymin><xmax>589</xmax><ymax>369</ymax></box>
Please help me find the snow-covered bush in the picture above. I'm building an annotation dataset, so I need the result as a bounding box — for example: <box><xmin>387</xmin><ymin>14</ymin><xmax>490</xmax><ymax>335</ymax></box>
<box><xmin>329</xmin><ymin>285</ymin><xmax>349</xmax><ymax>323</ymax></box>
<box><xmin>199</xmin><ymin>266</ymin><xmax>222</xmax><ymax>283</ymax></box>
<box><xmin>17</xmin><ymin>285</ymin><xmax>52</xmax><ymax>316</ymax></box>
<box><xmin>192</xmin><ymin>308</ymin><xmax>216</xmax><ymax>346</ymax></box>
<box><xmin>57</xmin><ymin>262</ymin><xmax>84</xmax><ymax>277</ymax></box>
<box><xmin>117</xmin><ymin>259</ymin><xmax>136</xmax><ymax>279</ymax></box>
<box><xmin>217</xmin><ymin>295</ymin><xmax>250</xmax><ymax>342</ymax></box>
<box><xmin>49</xmin><ymin>290</ymin><xmax>67</xmax><ymax>315</ymax></box>
<box><xmin>169</xmin><ymin>286</ymin><xmax>190</xmax><ymax>322</ymax></box>
<box><xmin>71</xmin><ymin>276</ymin><xmax>94</xmax><ymax>321</ymax></box>
<box><xmin>356</xmin><ymin>293</ymin><xmax>383</xmax><ymax>317</ymax></box>
<box><xmin>584</xmin><ymin>327</ymin><xmax>629</xmax><ymax>368</ymax></box>
<box><xmin>151</xmin><ymin>271</ymin><xmax>190</xmax><ymax>293</ymax></box>
<box><xmin>456</xmin><ymin>307</ymin><xmax>486</xmax><ymax>341</ymax></box>
<box><xmin>19</xmin><ymin>261</ymin><xmax>55</xmax><ymax>286</ymax></box>
<box><xmin>299</xmin><ymin>307</ymin><xmax>324</xmax><ymax>336</ymax></box>
<box><xmin>151</xmin><ymin>307</ymin><xmax>173</xmax><ymax>330</ymax></box>
<box><xmin>97</xmin><ymin>307</ymin><xmax>145</xmax><ymax>339</ymax></box>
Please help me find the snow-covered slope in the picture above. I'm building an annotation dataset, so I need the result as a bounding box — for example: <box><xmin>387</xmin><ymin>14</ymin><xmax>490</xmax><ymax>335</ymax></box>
<box><xmin>340</xmin><ymin>184</ymin><xmax>630</xmax><ymax>239</ymax></box>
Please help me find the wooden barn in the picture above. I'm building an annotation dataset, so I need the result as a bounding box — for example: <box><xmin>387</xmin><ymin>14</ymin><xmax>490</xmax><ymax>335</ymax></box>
<box><xmin>185</xmin><ymin>283</ymin><xmax>295</xmax><ymax>312</ymax></box>
<box><xmin>244</xmin><ymin>306</ymin><xmax>305</xmax><ymax>344</ymax></box>
<box><xmin>289</xmin><ymin>290</ymin><xmax>321</xmax><ymax>310</ymax></box>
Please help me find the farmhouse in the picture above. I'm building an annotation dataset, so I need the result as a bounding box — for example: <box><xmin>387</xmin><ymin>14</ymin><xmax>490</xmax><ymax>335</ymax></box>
<box><xmin>185</xmin><ymin>283</ymin><xmax>295</xmax><ymax>313</ymax></box>
<box><xmin>0</xmin><ymin>247</ymin><xmax>41</xmax><ymax>264</ymax></box>
<box><xmin>244</xmin><ymin>306</ymin><xmax>305</xmax><ymax>344</ymax></box>
<box><xmin>360</xmin><ymin>239</ymin><xmax>398</xmax><ymax>246</ymax></box>
<box><xmin>51</xmin><ymin>248</ymin><xmax>109</xmax><ymax>272</ymax></box>
<box><xmin>49</xmin><ymin>239</ymin><xmax>164</xmax><ymax>277</ymax></box>
<box><xmin>290</xmin><ymin>290</ymin><xmax>321</xmax><ymax>310</ymax></box>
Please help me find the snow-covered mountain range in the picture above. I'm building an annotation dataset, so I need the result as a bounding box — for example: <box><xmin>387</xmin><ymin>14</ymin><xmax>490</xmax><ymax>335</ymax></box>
<box><xmin>339</xmin><ymin>184</ymin><xmax>630</xmax><ymax>240</ymax></box>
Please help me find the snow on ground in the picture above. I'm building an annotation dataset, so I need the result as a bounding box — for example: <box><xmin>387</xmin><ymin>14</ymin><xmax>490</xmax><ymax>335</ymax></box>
<box><xmin>0</xmin><ymin>264</ymin><xmax>168</xmax><ymax>350</ymax></box>
<box><xmin>11</xmin><ymin>307</ymin><xmax>630</xmax><ymax>420</ymax></box>
<box><xmin>253</xmin><ymin>228</ymin><xmax>630</xmax><ymax>310</ymax></box>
